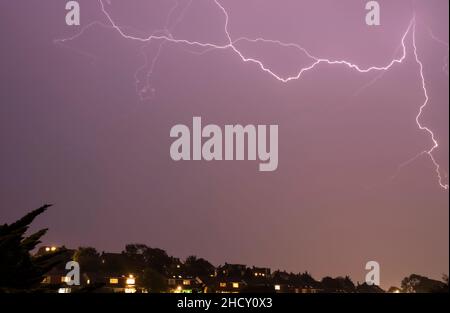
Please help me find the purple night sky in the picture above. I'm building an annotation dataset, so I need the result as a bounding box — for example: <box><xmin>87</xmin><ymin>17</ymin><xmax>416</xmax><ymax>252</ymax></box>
<box><xmin>0</xmin><ymin>0</ymin><xmax>448</xmax><ymax>288</ymax></box>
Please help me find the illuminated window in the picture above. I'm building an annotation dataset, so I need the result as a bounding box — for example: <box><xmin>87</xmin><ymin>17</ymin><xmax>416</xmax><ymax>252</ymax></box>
<box><xmin>58</xmin><ymin>288</ymin><xmax>71</xmax><ymax>293</ymax></box>
<box><xmin>232</xmin><ymin>282</ymin><xmax>239</xmax><ymax>288</ymax></box>
<box><xmin>274</xmin><ymin>285</ymin><xmax>281</xmax><ymax>291</ymax></box>
<box><xmin>126</xmin><ymin>278</ymin><xmax>136</xmax><ymax>285</ymax></box>
<box><xmin>183</xmin><ymin>280</ymin><xmax>191</xmax><ymax>286</ymax></box>
<box><xmin>61</xmin><ymin>276</ymin><xmax>71</xmax><ymax>283</ymax></box>
<box><xmin>109</xmin><ymin>278</ymin><xmax>119</xmax><ymax>284</ymax></box>
<box><xmin>219</xmin><ymin>282</ymin><xmax>226</xmax><ymax>288</ymax></box>
<box><xmin>125</xmin><ymin>287</ymin><xmax>136</xmax><ymax>293</ymax></box>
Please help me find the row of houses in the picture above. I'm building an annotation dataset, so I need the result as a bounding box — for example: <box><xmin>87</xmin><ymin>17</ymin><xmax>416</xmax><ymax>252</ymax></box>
<box><xmin>36</xmin><ymin>245</ymin><xmax>370</xmax><ymax>293</ymax></box>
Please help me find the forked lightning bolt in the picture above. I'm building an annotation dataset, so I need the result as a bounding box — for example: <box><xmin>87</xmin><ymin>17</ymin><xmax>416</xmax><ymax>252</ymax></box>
<box><xmin>55</xmin><ymin>0</ymin><xmax>449</xmax><ymax>190</ymax></box>
<box><xmin>411</xmin><ymin>22</ymin><xmax>448</xmax><ymax>190</ymax></box>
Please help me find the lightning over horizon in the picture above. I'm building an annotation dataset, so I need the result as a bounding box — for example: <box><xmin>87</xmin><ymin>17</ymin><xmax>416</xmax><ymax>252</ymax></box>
<box><xmin>55</xmin><ymin>0</ymin><xmax>449</xmax><ymax>190</ymax></box>
<box><xmin>1</xmin><ymin>0</ymin><xmax>449</xmax><ymax>289</ymax></box>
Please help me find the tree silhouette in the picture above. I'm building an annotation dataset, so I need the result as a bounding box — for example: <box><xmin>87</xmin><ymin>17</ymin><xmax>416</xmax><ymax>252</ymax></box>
<box><xmin>401</xmin><ymin>274</ymin><xmax>447</xmax><ymax>293</ymax></box>
<box><xmin>123</xmin><ymin>244</ymin><xmax>173</xmax><ymax>274</ymax></box>
<box><xmin>184</xmin><ymin>255</ymin><xmax>215</xmax><ymax>279</ymax></box>
<box><xmin>73</xmin><ymin>247</ymin><xmax>102</xmax><ymax>273</ymax></box>
<box><xmin>0</xmin><ymin>204</ymin><xmax>65</xmax><ymax>292</ymax></box>
<box><xmin>142</xmin><ymin>267</ymin><xmax>168</xmax><ymax>292</ymax></box>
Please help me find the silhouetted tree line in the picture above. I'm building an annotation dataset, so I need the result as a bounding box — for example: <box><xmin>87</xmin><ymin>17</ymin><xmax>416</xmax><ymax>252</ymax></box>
<box><xmin>1</xmin><ymin>206</ymin><xmax>448</xmax><ymax>293</ymax></box>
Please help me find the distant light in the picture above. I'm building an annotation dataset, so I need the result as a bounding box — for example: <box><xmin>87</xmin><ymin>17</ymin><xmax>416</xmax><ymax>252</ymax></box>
<box><xmin>394</xmin><ymin>290</ymin><xmax>401</xmax><ymax>293</ymax></box>
<box><xmin>125</xmin><ymin>287</ymin><xmax>136</xmax><ymax>293</ymax></box>
<box><xmin>109</xmin><ymin>278</ymin><xmax>119</xmax><ymax>284</ymax></box>
<box><xmin>232</xmin><ymin>282</ymin><xmax>239</xmax><ymax>288</ymax></box>
<box><xmin>128</xmin><ymin>274</ymin><xmax>134</xmax><ymax>278</ymax></box>
<box><xmin>45</xmin><ymin>247</ymin><xmax>50</xmax><ymax>252</ymax></box>
<box><xmin>274</xmin><ymin>285</ymin><xmax>281</xmax><ymax>291</ymax></box>
<box><xmin>87</xmin><ymin>279</ymin><xmax>90</xmax><ymax>285</ymax></box>
<box><xmin>58</xmin><ymin>288</ymin><xmax>71</xmax><ymax>293</ymax></box>
<box><xmin>176</xmin><ymin>265</ymin><xmax>180</xmax><ymax>268</ymax></box>
<box><xmin>51</xmin><ymin>246</ymin><xmax>57</xmax><ymax>252</ymax></box>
